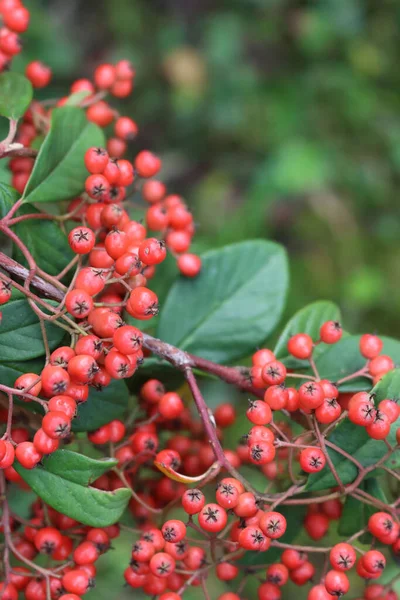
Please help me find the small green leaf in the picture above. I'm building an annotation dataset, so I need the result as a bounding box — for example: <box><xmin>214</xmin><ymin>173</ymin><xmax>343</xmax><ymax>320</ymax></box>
<box><xmin>275</xmin><ymin>301</ymin><xmax>342</xmax><ymax>368</ymax></box>
<box><xmin>0</xmin><ymin>182</ymin><xmax>18</xmax><ymax>216</ymax></box>
<box><xmin>63</xmin><ymin>90</ymin><xmax>92</xmax><ymax>106</ymax></box>
<box><xmin>36</xmin><ymin>450</ymin><xmax>118</xmax><ymax>486</ymax></box>
<box><xmin>14</xmin><ymin>450</ymin><xmax>130</xmax><ymax>527</ymax></box>
<box><xmin>0</xmin><ymin>297</ymin><xmax>65</xmax><ymax>361</ymax></box>
<box><xmin>72</xmin><ymin>380</ymin><xmax>130</xmax><ymax>432</ymax></box>
<box><xmin>305</xmin><ymin>369</ymin><xmax>400</xmax><ymax>492</ymax></box>
<box><xmin>12</xmin><ymin>204</ymin><xmax>74</xmax><ymax>276</ymax></box>
<box><xmin>0</xmin><ymin>73</ymin><xmax>33</xmax><ymax>120</ymax></box>
<box><xmin>23</xmin><ymin>106</ymin><xmax>105</xmax><ymax>204</ymax></box>
<box><xmin>158</xmin><ymin>240</ymin><xmax>289</xmax><ymax>363</ymax></box>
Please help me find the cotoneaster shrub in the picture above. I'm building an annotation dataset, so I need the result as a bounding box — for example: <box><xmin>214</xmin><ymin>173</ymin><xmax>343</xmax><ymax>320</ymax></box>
<box><xmin>0</xmin><ymin>2</ymin><xmax>399</xmax><ymax>600</ymax></box>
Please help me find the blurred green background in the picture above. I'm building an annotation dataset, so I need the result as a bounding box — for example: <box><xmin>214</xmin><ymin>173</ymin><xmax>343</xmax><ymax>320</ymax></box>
<box><xmin>8</xmin><ymin>0</ymin><xmax>400</xmax><ymax>598</ymax></box>
<box><xmin>17</xmin><ymin>0</ymin><xmax>400</xmax><ymax>339</ymax></box>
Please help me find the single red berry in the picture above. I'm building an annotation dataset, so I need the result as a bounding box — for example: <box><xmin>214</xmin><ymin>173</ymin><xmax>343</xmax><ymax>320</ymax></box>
<box><xmin>264</xmin><ymin>385</ymin><xmax>288</xmax><ymax>410</ymax></box>
<box><xmin>135</xmin><ymin>150</ymin><xmax>162</xmax><ymax>178</ymax></box>
<box><xmin>42</xmin><ymin>411</ymin><xmax>71</xmax><ymax>439</ymax></box>
<box><xmin>161</xmin><ymin>520</ymin><xmax>186</xmax><ymax>543</ymax></box>
<box><xmin>329</xmin><ymin>542</ymin><xmax>356</xmax><ymax>571</ymax></box>
<box><xmin>177</xmin><ymin>253</ymin><xmax>202</xmax><ymax>278</ymax></box>
<box><xmin>259</xmin><ymin>511</ymin><xmax>287</xmax><ymax>539</ymax></box>
<box><xmin>289</xmin><ymin>561</ymin><xmax>315</xmax><ymax>585</ymax></box>
<box><xmin>365</xmin><ymin>409</ymin><xmax>391</xmax><ymax>440</ymax></box>
<box><xmin>299</xmin><ymin>447</ymin><xmax>326</xmax><ymax>473</ymax></box>
<box><xmin>127</xmin><ymin>286</ymin><xmax>159</xmax><ymax>320</ymax></box>
<box><xmin>139</xmin><ymin>237</ymin><xmax>167</xmax><ymax>265</ymax></box>
<box><xmin>361</xmin><ymin>550</ymin><xmax>386</xmax><ymax>574</ymax></box>
<box><xmin>246</xmin><ymin>399</ymin><xmax>272</xmax><ymax>425</ymax></box>
<box><xmin>257</xmin><ymin>582</ymin><xmax>281</xmax><ymax>600</ymax></box>
<box><xmin>281</xmin><ymin>549</ymin><xmax>307</xmax><ymax>570</ymax></box>
<box><xmin>182</xmin><ymin>488</ymin><xmax>205</xmax><ymax>515</ymax></box>
<box><xmin>15</xmin><ymin>441</ymin><xmax>42</xmax><ymax>469</ymax></box>
<box><xmin>14</xmin><ymin>372</ymin><xmax>41</xmax><ymax>397</ymax></box>
<box><xmin>4</xmin><ymin>6</ymin><xmax>30</xmax><ymax>32</ymax></box>
<box><xmin>359</xmin><ymin>334</ymin><xmax>383</xmax><ymax>359</ymax></box>
<box><xmin>85</xmin><ymin>173</ymin><xmax>110</xmax><ymax>200</ymax></box>
<box><xmin>159</xmin><ymin>392</ymin><xmax>184</xmax><ymax>419</ymax></box>
<box><xmin>198</xmin><ymin>503</ymin><xmax>227</xmax><ymax>533</ymax></box>
<box><xmin>262</xmin><ymin>360</ymin><xmax>287</xmax><ymax>385</ymax></box>
<box><xmin>149</xmin><ymin>552</ymin><xmax>176</xmax><ymax>578</ymax></box>
<box><xmin>287</xmin><ymin>333</ymin><xmax>313</xmax><ymax>359</ymax></box>
<box><xmin>298</xmin><ymin>381</ymin><xmax>325</xmax><ymax>409</ymax></box>
<box><xmin>115</xmin><ymin>116</ymin><xmax>138</xmax><ymax>140</ymax></box>
<box><xmin>25</xmin><ymin>60</ymin><xmax>51</xmax><ymax>87</ymax></box>
<box><xmin>238</xmin><ymin>526</ymin><xmax>270</xmax><ymax>551</ymax></box>
<box><xmin>68</xmin><ymin>354</ymin><xmax>99</xmax><ymax>385</ymax></box>
<box><xmin>84</xmin><ymin>146</ymin><xmax>109</xmax><ymax>174</ymax></box>
<box><xmin>320</xmin><ymin>321</ymin><xmax>342</xmax><ymax>344</ymax></box>
<box><xmin>94</xmin><ymin>63</ymin><xmax>116</xmax><ymax>89</ymax></box>
<box><xmin>65</xmin><ymin>289</ymin><xmax>93</xmax><ymax>319</ymax></box>
<box><xmin>304</xmin><ymin>513</ymin><xmax>330</xmax><ymax>540</ymax></box>
<box><xmin>324</xmin><ymin>570</ymin><xmax>350</xmax><ymax>597</ymax></box>
<box><xmin>62</xmin><ymin>569</ymin><xmax>94</xmax><ymax>595</ymax></box>
<box><xmin>33</xmin><ymin>428</ymin><xmax>59</xmax><ymax>455</ymax></box>
<box><xmin>34</xmin><ymin>527</ymin><xmax>63</xmax><ymax>554</ymax></box>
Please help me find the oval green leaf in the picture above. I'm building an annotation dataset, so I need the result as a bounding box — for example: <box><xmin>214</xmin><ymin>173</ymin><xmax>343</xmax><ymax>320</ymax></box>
<box><xmin>274</xmin><ymin>301</ymin><xmax>342</xmax><ymax>368</ymax></box>
<box><xmin>0</xmin><ymin>296</ymin><xmax>65</xmax><ymax>361</ymax></box>
<box><xmin>0</xmin><ymin>73</ymin><xmax>33</xmax><ymax>120</ymax></box>
<box><xmin>12</xmin><ymin>203</ymin><xmax>74</xmax><ymax>276</ymax></box>
<box><xmin>72</xmin><ymin>379</ymin><xmax>130</xmax><ymax>432</ymax></box>
<box><xmin>14</xmin><ymin>450</ymin><xmax>130</xmax><ymax>527</ymax></box>
<box><xmin>22</xmin><ymin>106</ymin><xmax>105</xmax><ymax>204</ymax></box>
<box><xmin>157</xmin><ymin>240</ymin><xmax>289</xmax><ymax>363</ymax></box>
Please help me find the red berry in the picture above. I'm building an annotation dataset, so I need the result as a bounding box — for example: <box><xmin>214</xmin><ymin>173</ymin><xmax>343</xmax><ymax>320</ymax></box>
<box><xmin>298</xmin><ymin>381</ymin><xmax>325</xmax><ymax>410</ymax></box>
<box><xmin>135</xmin><ymin>151</ymin><xmax>161</xmax><ymax>178</ymax></box>
<box><xmin>262</xmin><ymin>360</ymin><xmax>287</xmax><ymax>385</ymax></box>
<box><xmin>85</xmin><ymin>173</ymin><xmax>110</xmax><ymax>200</ymax></box>
<box><xmin>4</xmin><ymin>6</ymin><xmax>29</xmax><ymax>32</ymax></box>
<box><xmin>84</xmin><ymin>147</ymin><xmax>109</xmax><ymax>174</ymax></box>
<box><xmin>259</xmin><ymin>511</ymin><xmax>287</xmax><ymax>539</ymax></box>
<box><xmin>287</xmin><ymin>333</ymin><xmax>313</xmax><ymax>359</ymax></box>
<box><xmin>320</xmin><ymin>321</ymin><xmax>342</xmax><ymax>344</ymax></box>
<box><xmin>324</xmin><ymin>570</ymin><xmax>350</xmax><ymax>597</ymax></box>
<box><xmin>65</xmin><ymin>289</ymin><xmax>93</xmax><ymax>319</ymax></box>
<box><xmin>94</xmin><ymin>63</ymin><xmax>116</xmax><ymax>89</ymax></box>
<box><xmin>15</xmin><ymin>441</ymin><xmax>42</xmax><ymax>469</ymax></box>
<box><xmin>161</xmin><ymin>520</ymin><xmax>186</xmax><ymax>543</ymax></box>
<box><xmin>139</xmin><ymin>237</ymin><xmax>167</xmax><ymax>265</ymax></box>
<box><xmin>198</xmin><ymin>503</ymin><xmax>227</xmax><ymax>533</ymax></box>
<box><xmin>299</xmin><ymin>447</ymin><xmax>326</xmax><ymax>473</ymax></box>
<box><xmin>127</xmin><ymin>286</ymin><xmax>159</xmax><ymax>320</ymax></box>
<box><xmin>359</xmin><ymin>334</ymin><xmax>383</xmax><ymax>359</ymax></box>
<box><xmin>115</xmin><ymin>116</ymin><xmax>138</xmax><ymax>140</ymax></box>
<box><xmin>0</xmin><ymin>279</ymin><xmax>12</xmax><ymax>304</ymax></box>
<box><xmin>25</xmin><ymin>61</ymin><xmax>51</xmax><ymax>88</ymax></box>
<box><xmin>42</xmin><ymin>411</ymin><xmax>71</xmax><ymax>439</ymax></box>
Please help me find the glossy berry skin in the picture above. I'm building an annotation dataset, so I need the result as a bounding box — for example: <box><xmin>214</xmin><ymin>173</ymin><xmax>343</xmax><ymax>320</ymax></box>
<box><xmin>359</xmin><ymin>334</ymin><xmax>383</xmax><ymax>359</ymax></box>
<box><xmin>304</xmin><ymin>513</ymin><xmax>330</xmax><ymax>540</ymax></box>
<box><xmin>0</xmin><ymin>440</ymin><xmax>15</xmax><ymax>469</ymax></box>
<box><xmin>262</xmin><ymin>360</ymin><xmax>287</xmax><ymax>385</ymax></box>
<box><xmin>259</xmin><ymin>511</ymin><xmax>287</xmax><ymax>539</ymax></box>
<box><xmin>65</xmin><ymin>289</ymin><xmax>93</xmax><ymax>319</ymax></box>
<box><xmin>329</xmin><ymin>542</ymin><xmax>356</xmax><ymax>571</ymax></box>
<box><xmin>257</xmin><ymin>582</ymin><xmax>281</xmax><ymax>600</ymax></box>
<box><xmin>25</xmin><ymin>61</ymin><xmax>51</xmax><ymax>87</ymax></box>
<box><xmin>320</xmin><ymin>321</ymin><xmax>342</xmax><ymax>344</ymax></box>
<box><xmin>62</xmin><ymin>569</ymin><xmax>93</xmax><ymax>595</ymax></box>
<box><xmin>68</xmin><ymin>227</ymin><xmax>95</xmax><ymax>254</ymax></box>
<box><xmin>149</xmin><ymin>552</ymin><xmax>176</xmax><ymax>578</ymax></box>
<box><xmin>298</xmin><ymin>382</ymin><xmax>325</xmax><ymax>409</ymax></box>
<box><xmin>324</xmin><ymin>570</ymin><xmax>350</xmax><ymax>596</ymax></box>
<box><xmin>198</xmin><ymin>503</ymin><xmax>228</xmax><ymax>533</ymax></box>
<box><xmin>34</xmin><ymin>527</ymin><xmax>63</xmax><ymax>554</ymax></box>
<box><xmin>159</xmin><ymin>392</ymin><xmax>184</xmax><ymax>419</ymax></box>
<box><xmin>361</xmin><ymin>550</ymin><xmax>386</xmax><ymax>574</ymax></box>
<box><xmin>33</xmin><ymin>428</ymin><xmax>59</xmax><ymax>455</ymax></box>
<box><xmin>161</xmin><ymin>520</ymin><xmax>186</xmax><ymax>543</ymax></box>
<box><xmin>4</xmin><ymin>6</ymin><xmax>30</xmax><ymax>33</ymax></box>
<box><xmin>238</xmin><ymin>526</ymin><xmax>269</xmax><ymax>551</ymax></box>
<box><xmin>368</xmin><ymin>512</ymin><xmax>395</xmax><ymax>540</ymax></box>
<box><xmin>177</xmin><ymin>253</ymin><xmax>202</xmax><ymax>277</ymax></box>
<box><xmin>246</xmin><ymin>399</ymin><xmax>272</xmax><ymax>425</ymax></box>
<box><xmin>42</xmin><ymin>411</ymin><xmax>71</xmax><ymax>439</ymax></box>
<box><xmin>299</xmin><ymin>447</ymin><xmax>326</xmax><ymax>473</ymax></box>
<box><xmin>139</xmin><ymin>237</ymin><xmax>166</xmax><ymax>265</ymax></box>
<box><xmin>266</xmin><ymin>563</ymin><xmax>289</xmax><ymax>586</ymax></box>
<box><xmin>287</xmin><ymin>333</ymin><xmax>313</xmax><ymax>359</ymax></box>
<box><xmin>68</xmin><ymin>354</ymin><xmax>99</xmax><ymax>385</ymax></box>
<box><xmin>85</xmin><ymin>173</ymin><xmax>110</xmax><ymax>200</ymax></box>
<box><xmin>181</xmin><ymin>488</ymin><xmax>205</xmax><ymax>515</ymax></box>
<box><xmin>281</xmin><ymin>549</ymin><xmax>306</xmax><ymax>570</ymax></box>
<box><xmin>134</xmin><ymin>150</ymin><xmax>161</xmax><ymax>178</ymax></box>
<box><xmin>127</xmin><ymin>286</ymin><xmax>159</xmax><ymax>320</ymax></box>
<box><xmin>366</xmin><ymin>409</ymin><xmax>391</xmax><ymax>440</ymax></box>
<box><xmin>15</xmin><ymin>442</ymin><xmax>42</xmax><ymax>469</ymax></box>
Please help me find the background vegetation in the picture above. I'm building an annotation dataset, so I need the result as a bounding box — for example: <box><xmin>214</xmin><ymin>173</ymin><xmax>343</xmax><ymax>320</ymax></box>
<box><xmin>4</xmin><ymin>1</ymin><xmax>400</xmax><ymax>598</ymax></box>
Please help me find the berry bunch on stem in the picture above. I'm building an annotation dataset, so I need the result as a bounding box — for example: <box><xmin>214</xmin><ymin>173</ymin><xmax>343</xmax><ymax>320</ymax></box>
<box><xmin>0</xmin><ymin>5</ymin><xmax>399</xmax><ymax>600</ymax></box>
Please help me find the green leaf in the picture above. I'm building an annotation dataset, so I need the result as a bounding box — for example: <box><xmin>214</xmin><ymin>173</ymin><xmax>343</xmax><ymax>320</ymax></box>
<box><xmin>22</xmin><ymin>106</ymin><xmax>105</xmax><ymax>204</ymax></box>
<box><xmin>64</xmin><ymin>90</ymin><xmax>92</xmax><ymax>106</ymax></box>
<box><xmin>305</xmin><ymin>369</ymin><xmax>400</xmax><ymax>492</ymax></box>
<box><xmin>12</xmin><ymin>204</ymin><xmax>74</xmax><ymax>276</ymax></box>
<box><xmin>0</xmin><ymin>297</ymin><xmax>65</xmax><ymax>361</ymax></box>
<box><xmin>158</xmin><ymin>240</ymin><xmax>289</xmax><ymax>363</ymax></box>
<box><xmin>0</xmin><ymin>73</ymin><xmax>33</xmax><ymax>120</ymax></box>
<box><xmin>14</xmin><ymin>450</ymin><xmax>130</xmax><ymax>527</ymax></box>
<box><xmin>72</xmin><ymin>379</ymin><xmax>130</xmax><ymax>432</ymax></box>
<box><xmin>0</xmin><ymin>182</ymin><xmax>18</xmax><ymax>216</ymax></box>
<box><xmin>35</xmin><ymin>450</ymin><xmax>118</xmax><ymax>486</ymax></box>
<box><xmin>339</xmin><ymin>478</ymin><xmax>388</xmax><ymax>538</ymax></box>
<box><xmin>0</xmin><ymin>357</ymin><xmax>43</xmax><ymax>388</ymax></box>
<box><xmin>275</xmin><ymin>301</ymin><xmax>342</xmax><ymax>368</ymax></box>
